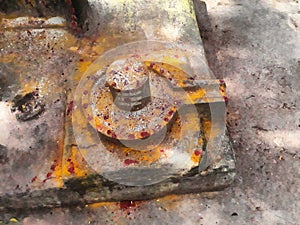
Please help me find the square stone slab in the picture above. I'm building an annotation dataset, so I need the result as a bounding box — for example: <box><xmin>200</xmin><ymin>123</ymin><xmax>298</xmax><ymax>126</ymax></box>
<box><xmin>0</xmin><ymin>0</ymin><xmax>235</xmax><ymax>210</ymax></box>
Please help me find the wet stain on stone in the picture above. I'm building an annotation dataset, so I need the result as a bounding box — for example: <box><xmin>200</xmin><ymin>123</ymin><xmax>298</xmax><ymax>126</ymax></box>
<box><xmin>0</xmin><ymin>144</ymin><xmax>9</xmax><ymax>164</ymax></box>
<box><xmin>11</xmin><ymin>91</ymin><xmax>45</xmax><ymax>121</ymax></box>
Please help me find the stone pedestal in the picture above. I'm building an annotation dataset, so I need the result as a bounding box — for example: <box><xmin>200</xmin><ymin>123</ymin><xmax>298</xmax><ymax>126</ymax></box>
<box><xmin>0</xmin><ymin>0</ymin><xmax>235</xmax><ymax>210</ymax></box>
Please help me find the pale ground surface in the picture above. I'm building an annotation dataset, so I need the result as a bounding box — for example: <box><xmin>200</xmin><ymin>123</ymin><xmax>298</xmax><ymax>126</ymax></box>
<box><xmin>1</xmin><ymin>0</ymin><xmax>300</xmax><ymax>224</ymax></box>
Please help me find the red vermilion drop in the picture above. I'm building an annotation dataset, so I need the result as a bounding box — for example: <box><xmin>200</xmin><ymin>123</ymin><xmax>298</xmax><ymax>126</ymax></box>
<box><xmin>124</xmin><ymin>159</ymin><xmax>139</xmax><ymax>165</ymax></box>
<box><xmin>31</xmin><ymin>176</ymin><xmax>37</xmax><ymax>183</ymax></box>
<box><xmin>194</xmin><ymin>150</ymin><xmax>201</xmax><ymax>156</ymax></box>
<box><xmin>140</xmin><ymin>131</ymin><xmax>150</xmax><ymax>138</ymax></box>
<box><xmin>50</xmin><ymin>164</ymin><xmax>56</xmax><ymax>171</ymax></box>
<box><xmin>82</xmin><ymin>103</ymin><xmax>88</xmax><ymax>109</ymax></box>
<box><xmin>67</xmin><ymin>101</ymin><xmax>74</xmax><ymax>116</ymax></box>
<box><xmin>68</xmin><ymin>162</ymin><xmax>75</xmax><ymax>174</ymax></box>
<box><xmin>223</xmin><ymin>96</ymin><xmax>229</xmax><ymax>104</ymax></box>
<box><xmin>168</xmin><ymin>110</ymin><xmax>174</xmax><ymax>116</ymax></box>
<box><xmin>71</xmin><ymin>20</ymin><xmax>77</xmax><ymax>27</ymax></box>
<box><xmin>111</xmin><ymin>132</ymin><xmax>117</xmax><ymax>139</ymax></box>
<box><xmin>119</xmin><ymin>201</ymin><xmax>136</xmax><ymax>210</ymax></box>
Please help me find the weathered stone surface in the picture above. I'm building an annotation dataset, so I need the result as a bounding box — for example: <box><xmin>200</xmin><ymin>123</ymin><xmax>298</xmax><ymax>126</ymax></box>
<box><xmin>0</xmin><ymin>0</ymin><xmax>235</xmax><ymax>211</ymax></box>
<box><xmin>0</xmin><ymin>125</ymin><xmax>235</xmax><ymax>210</ymax></box>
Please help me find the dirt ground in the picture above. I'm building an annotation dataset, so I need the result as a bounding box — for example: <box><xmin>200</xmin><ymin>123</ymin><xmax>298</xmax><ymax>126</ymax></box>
<box><xmin>1</xmin><ymin>0</ymin><xmax>299</xmax><ymax>224</ymax></box>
